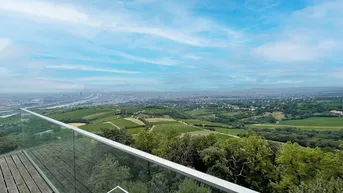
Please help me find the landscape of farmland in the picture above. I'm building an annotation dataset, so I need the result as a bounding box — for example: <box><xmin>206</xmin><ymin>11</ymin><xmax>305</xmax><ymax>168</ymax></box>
<box><xmin>1</xmin><ymin>93</ymin><xmax>343</xmax><ymax>193</ymax></box>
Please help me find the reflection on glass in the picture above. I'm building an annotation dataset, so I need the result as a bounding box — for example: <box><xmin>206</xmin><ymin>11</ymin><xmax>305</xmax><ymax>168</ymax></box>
<box><xmin>0</xmin><ymin>110</ymin><xmax>230</xmax><ymax>193</ymax></box>
<box><xmin>74</xmin><ymin>133</ymin><xmax>224</xmax><ymax>193</ymax></box>
<box><xmin>22</xmin><ymin>111</ymin><xmax>76</xmax><ymax>193</ymax></box>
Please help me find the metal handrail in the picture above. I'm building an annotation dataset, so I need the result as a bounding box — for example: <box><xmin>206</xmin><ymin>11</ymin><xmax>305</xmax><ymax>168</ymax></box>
<box><xmin>21</xmin><ymin>108</ymin><xmax>258</xmax><ymax>193</ymax></box>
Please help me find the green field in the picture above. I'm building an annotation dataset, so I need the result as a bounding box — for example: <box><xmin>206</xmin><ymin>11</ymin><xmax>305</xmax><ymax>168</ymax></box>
<box><xmin>151</xmin><ymin>121</ymin><xmax>177</xmax><ymax>125</ymax></box>
<box><xmin>220</xmin><ymin>112</ymin><xmax>241</xmax><ymax>116</ymax></box>
<box><xmin>126</xmin><ymin>127</ymin><xmax>145</xmax><ymax>134</ymax></box>
<box><xmin>184</xmin><ymin>109</ymin><xmax>213</xmax><ymax>116</ymax></box>
<box><xmin>279</xmin><ymin>117</ymin><xmax>343</xmax><ymax>126</ymax></box>
<box><xmin>83</xmin><ymin>112</ymin><xmax>113</xmax><ymax>120</ymax></box>
<box><xmin>79</xmin><ymin>122</ymin><xmax>116</xmax><ymax>134</ymax></box>
<box><xmin>50</xmin><ymin>107</ymin><xmax>113</xmax><ymax>121</ymax></box>
<box><xmin>180</xmin><ymin>119</ymin><xmax>229</xmax><ymax>127</ymax></box>
<box><xmin>153</xmin><ymin>123</ymin><xmax>200</xmax><ymax>134</ymax></box>
<box><xmin>0</xmin><ymin>115</ymin><xmax>20</xmax><ymax>125</ymax></box>
<box><xmin>248</xmin><ymin>124</ymin><xmax>343</xmax><ymax>131</ymax></box>
<box><xmin>91</xmin><ymin>115</ymin><xmax>140</xmax><ymax>129</ymax></box>
<box><xmin>214</xmin><ymin>128</ymin><xmax>247</xmax><ymax>136</ymax></box>
<box><xmin>248</xmin><ymin>117</ymin><xmax>343</xmax><ymax>131</ymax></box>
<box><xmin>112</xmin><ymin>119</ymin><xmax>140</xmax><ymax>128</ymax></box>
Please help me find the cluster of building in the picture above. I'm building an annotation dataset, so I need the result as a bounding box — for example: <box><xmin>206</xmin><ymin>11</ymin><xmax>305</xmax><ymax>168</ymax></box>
<box><xmin>330</xmin><ymin>110</ymin><xmax>343</xmax><ymax>115</ymax></box>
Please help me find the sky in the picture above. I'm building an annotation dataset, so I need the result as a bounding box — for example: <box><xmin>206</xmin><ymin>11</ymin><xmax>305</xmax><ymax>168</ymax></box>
<box><xmin>0</xmin><ymin>0</ymin><xmax>342</xmax><ymax>93</ymax></box>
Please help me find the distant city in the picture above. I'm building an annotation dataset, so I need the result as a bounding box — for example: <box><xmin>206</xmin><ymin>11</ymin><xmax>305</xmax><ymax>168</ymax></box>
<box><xmin>1</xmin><ymin>87</ymin><xmax>343</xmax><ymax>117</ymax></box>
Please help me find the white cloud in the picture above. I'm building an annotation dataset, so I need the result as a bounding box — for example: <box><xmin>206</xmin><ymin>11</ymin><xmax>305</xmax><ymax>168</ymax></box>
<box><xmin>254</xmin><ymin>40</ymin><xmax>336</xmax><ymax>62</ymax></box>
<box><xmin>45</xmin><ymin>64</ymin><xmax>139</xmax><ymax>74</ymax></box>
<box><xmin>274</xmin><ymin>80</ymin><xmax>303</xmax><ymax>84</ymax></box>
<box><xmin>0</xmin><ymin>37</ymin><xmax>27</xmax><ymax>59</ymax></box>
<box><xmin>0</xmin><ymin>77</ymin><xmax>84</xmax><ymax>93</ymax></box>
<box><xmin>253</xmin><ymin>0</ymin><xmax>342</xmax><ymax>63</ymax></box>
<box><xmin>0</xmin><ymin>0</ymin><xmax>243</xmax><ymax>47</ymax></box>
<box><xmin>0</xmin><ymin>38</ymin><xmax>13</xmax><ymax>58</ymax></box>
<box><xmin>244</xmin><ymin>0</ymin><xmax>280</xmax><ymax>12</ymax></box>
<box><xmin>0</xmin><ymin>0</ymin><xmax>100</xmax><ymax>26</ymax></box>
<box><xmin>331</xmin><ymin>68</ymin><xmax>343</xmax><ymax>79</ymax></box>
<box><xmin>183</xmin><ymin>54</ymin><xmax>202</xmax><ymax>60</ymax></box>
<box><xmin>0</xmin><ymin>67</ymin><xmax>9</xmax><ymax>75</ymax></box>
<box><xmin>0</xmin><ymin>38</ymin><xmax>11</xmax><ymax>52</ymax></box>
<box><xmin>115</xmin><ymin>26</ymin><xmax>205</xmax><ymax>46</ymax></box>
<box><xmin>113</xmin><ymin>51</ymin><xmax>179</xmax><ymax>66</ymax></box>
<box><xmin>78</xmin><ymin>76</ymin><xmax>159</xmax><ymax>84</ymax></box>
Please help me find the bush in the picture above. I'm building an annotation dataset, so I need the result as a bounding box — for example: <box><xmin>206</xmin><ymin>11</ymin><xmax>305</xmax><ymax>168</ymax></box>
<box><xmin>0</xmin><ymin>135</ymin><xmax>19</xmax><ymax>154</ymax></box>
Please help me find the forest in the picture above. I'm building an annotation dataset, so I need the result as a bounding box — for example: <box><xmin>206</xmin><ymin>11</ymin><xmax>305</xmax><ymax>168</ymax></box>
<box><xmin>100</xmin><ymin>128</ymin><xmax>343</xmax><ymax>193</ymax></box>
<box><xmin>242</xmin><ymin>127</ymin><xmax>343</xmax><ymax>150</ymax></box>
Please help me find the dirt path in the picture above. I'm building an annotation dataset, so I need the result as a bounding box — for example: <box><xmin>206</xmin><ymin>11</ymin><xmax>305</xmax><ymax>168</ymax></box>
<box><xmin>178</xmin><ymin>120</ymin><xmax>239</xmax><ymax>138</ymax></box>
<box><xmin>104</xmin><ymin>122</ymin><xmax>121</xmax><ymax>130</ymax></box>
<box><xmin>213</xmin><ymin>131</ymin><xmax>240</xmax><ymax>138</ymax></box>
<box><xmin>68</xmin><ymin>123</ymin><xmax>86</xmax><ymax>127</ymax></box>
<box><xmin>149</xmin><ymin>125</ymin><xmax>155</xmax><ymax>132</ymax></box>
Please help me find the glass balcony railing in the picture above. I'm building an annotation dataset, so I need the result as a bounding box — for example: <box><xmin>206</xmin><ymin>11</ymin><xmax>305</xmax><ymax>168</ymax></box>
<box><xmin>0</xmin><ymin>108</ymin><xmax>258</xmax><ymax>193</ymax></box>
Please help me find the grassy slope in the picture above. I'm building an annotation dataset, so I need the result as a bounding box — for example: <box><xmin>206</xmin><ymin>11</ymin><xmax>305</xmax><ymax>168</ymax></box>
<box><xmin>214</xmin><ymin>127</ymin><xmax>247</xmax><ymax>135</ymax></box>
<box><xmin>126</xmin><ymin>127</ymin><xmax>145</xmax><ymax>134</ymax></box>
<box><xmin>248</xmin><ymin>117</ymin><xmax>343</xmax><ymax>130</ymax></box>
<box><xmin>185</xmin><ymin>108</ymin><xmax>213</xmax><ymax>116</ymax></box>
<box><xmin>180</xmin><ymin>119</ymin><xmax>229</xmax><ymax>127</ymax></box>
<box><xmin>50</xmin><ymin>108</ymin><xmax>113</xmax><ymax>120</ymax></box>
<box><xmin>279</xmin><ymin>117</ymin><xmax>343</xmax><ymax>126</ymax></box>
<box><xmin>112</xmin><ymin>119</ymin><xmax>140</xmax><ymax>128</ymax></box>
<box><xmin>0</xmin><ymin>115</ymin><xmax>20</xmax><ymax>125</ymax></box>
<box><xmin>79</xmin><ymin>122</ymin><xmax>116</xmax><ymax>134</ymax></box>
<box><xmin>220</xmin><ymin>112</ymin><xmax>241</xmax><ymax>116</ymax></box>
<box><xmin>153</xmin><ymin>123</ymin><xmax>200</xmax><ymax>134</ymax></box>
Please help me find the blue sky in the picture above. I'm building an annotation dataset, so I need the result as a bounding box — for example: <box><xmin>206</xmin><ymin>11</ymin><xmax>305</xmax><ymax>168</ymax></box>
<box><xmin>0</xmin><ymin>0</ymin><xmax>342</xmax><ymax>92</ymax></box>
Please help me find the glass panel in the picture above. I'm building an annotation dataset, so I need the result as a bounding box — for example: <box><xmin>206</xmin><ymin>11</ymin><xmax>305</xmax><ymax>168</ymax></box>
<box><xmin>74</xmin><ymin>133</ymin><xmax>225</xmax><ymax>193</ymax></box>
<box><xmin>0</xmin><ymin>110</ymin><xmax>21</xmax><ymax>156</ymax></box>
<box><xmin>11</xmin><ymin>110</ymin><xmax>233</xmax><ymax>193</ymax></box>
<box><xmin>21</xmin><ymin>110</ymin><xmax>76</xmax><ymax>193</ymax></box>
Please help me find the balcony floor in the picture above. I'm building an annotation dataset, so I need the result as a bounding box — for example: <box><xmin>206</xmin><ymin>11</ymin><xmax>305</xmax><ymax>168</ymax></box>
<box><xmin>26</xmin><ymin>143</ymin><xmax>94</xmax><ymax>193</ymax></box>
<box><xmin>0</xmin><ymin>151</ymin><xmax>53</xmax><ymax>193</ymax></box>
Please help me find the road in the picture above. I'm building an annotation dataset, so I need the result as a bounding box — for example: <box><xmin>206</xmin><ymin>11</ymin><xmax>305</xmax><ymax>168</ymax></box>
<box><xmin>178</xmin><ymin>120</ymin><xmax>239</xmax><ymax>138</ymax></box>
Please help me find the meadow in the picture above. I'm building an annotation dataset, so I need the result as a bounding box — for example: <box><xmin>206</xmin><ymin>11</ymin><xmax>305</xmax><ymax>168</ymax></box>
<box><xmin>153</xmin><ymin>122</ymin><xmax>200</xmax><ymax>134</ymax></box>
<box><xmin>49</xmin><ymin>107</ymin><xmax>113</xmax><ymax>121</ymax></box>
<box><xmin>249</xmin><ymin>117</ymin><xmax>343</xmax><ymax>131</ymax></box>
<box><xmin>79</xmin><ymin>122</ymin><xmax>116</xmax><ymax>134</ymax></box>
<box><xmin>126</xmin><ymin>127</ymin><xmax>146</xmax><ymax>134</ymax></box>
<box><xmin>184</xmin><ymin>108</ymin><xmax>213</xmax><ymax>116</ymax></box>
<box><xmin>112</xmin><ymin>119</ymin><xmax>141</xmax><ymax>129</ymax></box>
<box><xmin>220</xmin><ymin>111</ymin><xmax>241</xmax><ymax>117</ymax></box>
<box><xmin>180</xmin><ymin>119</ymin><xmax>229</xmax><ymax>127</ymax></box>
<box><xmin>0</xmin><ymin>115</ymin><xmax>20</xmax><ymax>125</ymax></box>
<box><xmin>214</xmin><ymin>127</ymin><xmax>247</xmax><ymax>136</ymax></box>
<box><xmin>279</xmin><ymin>117</ymin><xmax>343</xmax><ymax>126</ymax></box>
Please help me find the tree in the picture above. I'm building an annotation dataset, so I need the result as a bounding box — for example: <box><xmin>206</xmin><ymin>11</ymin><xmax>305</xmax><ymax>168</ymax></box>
<box><xmin>101</xmin><ymin>128</ymin><xmax>133</xmax><ymax>145</ymax></box>
<box><xmin>134</xmin><ymin>130</ymin><xmax>161</xmax><ymax>153</ymax></box>
<box><xmin>177</xmin><ymin>179</ymin><xmax>211</xmax><ymax>193</ymax></box>
<box><xmin>293</xmin><ymin>177</ymin><xmax>343</xmax><ymax>193</ymax></box>
<box><xmin>275</xmin><ymin>143</ymin><xmax>324</xmax><ymax>192</ymax></box>
<box><xmin>0</xmin><ymin>135</ymin><xmax>19</xmax><ymax>154</ymax></box>
<box><xmin>88</xmin><ymin>154</ymin><xmax>131</xmax><ymax>192</ymax></box>
<box><xmin>201</xmin><ymin>136</ymin><xmax>278</xmax><ymax>192</ymax></box>
<box><xmin>154</xmin><ymin>133</ymin><xmax>217</xmax><ymax>171</ymax></box>
<box><xmin>320</xmin><ymin>148</ymin><xmax>343</xmax><ymax>179</ymax></box>
<box><xmin>121</xmin><ymin>181</ymin><xmax>148</xmax><ymax>193</ymax></box>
